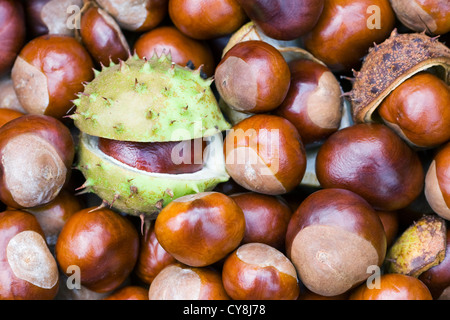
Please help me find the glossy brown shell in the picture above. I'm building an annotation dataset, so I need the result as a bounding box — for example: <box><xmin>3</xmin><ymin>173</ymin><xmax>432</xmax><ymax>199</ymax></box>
<box><xmin>351</xmin><ymin>30</ymin><xmax>450</xmax><ymax>123</ymax></box>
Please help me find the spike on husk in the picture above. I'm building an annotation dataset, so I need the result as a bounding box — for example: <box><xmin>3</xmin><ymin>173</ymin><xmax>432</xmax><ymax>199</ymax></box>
<box><xmin>73</xmin><ymin>52</ymin><xmax>231</xmax><ymax>216</ymax></box>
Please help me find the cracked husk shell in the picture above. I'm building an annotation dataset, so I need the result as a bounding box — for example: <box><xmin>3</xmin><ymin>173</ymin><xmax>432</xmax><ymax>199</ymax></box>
<box><xmin>72</xmin><ymin>53</ymin><xmax>231</xmax><ymax>142</ymax></box>
<box><xmin>77</xmin><ymin>132</ymin><xmax>229</xmax><ymax>217</ymax></box>
<box><xmin>73</xmin><ymin>53</ymin><xmax>232</xmax><ymax>216</ymax></box>
<box><xmin>384</xmin><ymin>215</ymin><xmax>447</xmax><ymax>277</ymax></box>
<box><xmin>351</xmin><ymin>30</ymin><xmax>450</xmax><ymax>123</ymax></box>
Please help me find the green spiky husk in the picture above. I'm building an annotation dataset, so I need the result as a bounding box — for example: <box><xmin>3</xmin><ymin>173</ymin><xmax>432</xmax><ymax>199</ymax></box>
<box><xmin>72</xmin><ymin>53</ymin><xmax>231</xmax><ymax>142</ymax></box>
<box><xmin>77</xmin><ymin>133</ymin><xmax>230</xmax><ymax>217</ymax></box>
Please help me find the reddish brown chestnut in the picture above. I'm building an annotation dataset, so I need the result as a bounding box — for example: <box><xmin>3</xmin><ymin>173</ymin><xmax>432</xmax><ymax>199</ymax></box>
<box><xmin>303</xmin><ymin>0</ymin><xmax>395</xmax><ymax>73</ymax></box>
<box><xmin>148</xmin><ymin>262</ymin><xmax>230</xmax><ymax>300</ymax></box>
<box><xmin>0</xmin><ymin>209</ymin><xmax>59</xmax><ymax>300</ymax></box>
<box><xmin>24</xmin><ymin>189</ymin><xmax>84</xmax><ymax>247</ymax></box>
<box><xmin>425</xmin><ymin>142</ymin><xmax>450</xmax><ymax>220</ymax></box>
<box><xmin>223</xmin><ymin>114</ymin><xmax>306</xmax><ymax>195</ymax></box>
<box><xmin>0</xmin><ymin>108</ymin><xmax>24</xmax><ymax>128</ymax></box>
<box><xmin>24</xmin><ymin>0</ymin><xmax>83</xmax><ymax>37</ymax></box>
<box><xmin>390</xmin><ymin>0</ymin><xmax>450</xmax><ymax>35</ymax></box>
<box><xmin>98</xmin><ymin>134</ymin><xmax>206</xmax><ymax>175</ymax></box>
<box><xmin>55</xmin><ymin>207</ymin><xmax>140</xmax><ymax>293</ymax></box>
<box><xmin>215</xmin><ymin>40</ymin><xmax>291</xmax><ymax>114</ymax></box>
<box><xmin>222</xmin><ymin>243</ymin><xmax>300</xmax><ymax>300</ymax></box>
<box><xmin>0</xmin><ymin>0</ymin><xmax>26</xmax><ymax>76</ymax></box>
<box><xmin>134</xmin><ymin>25</ymin><xmax>216</xmax><ymax>77</ymax></box>
<box><xmin>378</xmin><ymin>72</ymin><xmax>450</xmax><ymax>148</ymax></box>
<box><xmin>376</xmin><ymin>210</ymin><xmax>399</xmax><ymax>248</ymax></box>
<box><xmin>235</xmin><ymin>0</ymin><xmax>324</xmax><ymax>40</ymax></box>
<box><xmin>275</xmin><ymin>58</ymin><xmax>342</xmax><ymax>146</ymax></box>
<box><xmin>419</xmin><ymin>229</ymin><xmax>450</xmax><ymax>299</ymax></box>
<box><xmin>0</xmin><ymin>115</ymin><xmax>74</xmax><ymax>209</ymax></box>
<box><xmin>285</xmin><ymin>188</ymin><xmax>387</xmax><ymax>297</ymax></box>
<box><xmin>168</xmin><ymin>0</ymin><xmax>247</xmax><ymax>40</ymax></box>
<box><xmin>134</xmin><ymin>221</ymin><xmax>177</xmax><ymax>285</ymax></box>
<box><xmin>349</xmin><ymin>274</ymin><xmax>432</xmax><ymax>300</ymax></box>
<box><xmin>154</xmin><ymin>191</ymin><xmax>245</xmax><ymax>267</ymax></box>
<box><xmin>316</xmin><ymin>123</ymin><xmax>424</xmax><ymax>211</ymax></box>
<box><xmin>79</xmin><ymin>2</ymin><xmax>130</xmax><ymax>67</ymax></box>
<box><xmin>11</xmin><ymin>34</ymin><xmax>94</xmax><ymax>119</ymax></box>
<box><xmin>96</xmin><ymin>0</ymin><xmax>168</xmax><ymax>32</ymax></box>
<box><xmin>230</xmin><ymin>192</ymin><xmax>292</xmax><ymax>251</ymax></box>
<box><xmin>104</xmin><ymin>286</ymin><xmax>149</xmax><ymax>300</ymax></box>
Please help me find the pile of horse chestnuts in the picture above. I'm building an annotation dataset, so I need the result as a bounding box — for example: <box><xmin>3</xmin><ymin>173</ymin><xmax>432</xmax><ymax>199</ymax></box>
<box><xmin>0</xmin><ymin>0</ymin><xmax>449</xmax><ymax>301</ymax></box>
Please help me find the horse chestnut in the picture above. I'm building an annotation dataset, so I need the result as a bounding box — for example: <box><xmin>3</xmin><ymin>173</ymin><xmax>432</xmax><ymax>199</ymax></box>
<box><xmin>285</xmin><ymin>188</ymin><xmax>387</xmax><ymax>297</ymax></box>
<box><xmin>11</xmin><ymin>34</ymin><xmax>94</xmax><ymax>119</ymax></box>
<box><xmin>148</xmin><ymin>263</ymin><xmax>230</xmax><ymax>300</ymax></box>
<box><xmin>55</xmin><ymin>207</ymin><xmax>140</xmax><ymax>293</ymax></box>
<box><xmin>222</xmin><ymin>243</ymin><xmax>300</xmax><ymax>300</ymax></box>
<box><xmin>0</xmin><ymin>209</ymin><xmax>59</xmax><ymax>300</ymax></box>
<box><xmin>154</xmin><ymin>191</ymin><xmax>245</xmax><ymax>267</ymax></box>
<box><xmin>0</xmin><ymin>115</ymin><xmax>74</xmax><ymax>209</ymax></box>
<box><xmin>235</xmin><ymin>0</ymin><xmax>324</xmax><ymax>40</ymax></box>
<box><xmin>316</xmin><ymin>123</ymin><xmax>424</xmax><ymax>211</ymax></box>
<box><xmin>378</xmin><ymin>72</ymin><xmax>450</xmax><ymax>148</ymax></box>
<box><xmin>168</xmin><ymin>0</ymin><xmax>246</xmax><ymax>40</ymax></box>
<box><xmin>0</xmin><ymin>0</ymin><xmax>26</xmax><ymax>76</ymax></box>
<box><xmin>350</xmin><ymin>274</ymin><xmax>432</xmax><ymax>300</ymax></box>
<box><xmin>215</xmin><ymin>40</ymin><xmax>290</xmax><ymax>114</ymax></box>
<box><xmin>223</xmin><ymin>114</ymin><xmax>306</xmax><ymax>195</ymax></box>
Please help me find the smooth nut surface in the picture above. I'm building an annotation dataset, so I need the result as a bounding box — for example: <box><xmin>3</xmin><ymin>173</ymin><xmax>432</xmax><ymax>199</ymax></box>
<box><xmin>390</xmin><ymin>0</ymin><xmax>450</xmax><ymax>35</ymax></box>
<box><xmin>275</xmin><ymin>59</ymin><xmax>342</xmax><ymax>145</ymax></box>
<box><xmin>215</xmin><ymin>40</ymin><xmax>291</xmax><ymax>114</ymax></box>
<box><xmin>316</xmin><ymin>123</ymin><xmax>424</xmax><ymax>211</ymax></box>
<box><xmin>223</xmin><ymin>115</ymin><xmax>306</xmax><ymax>195</ymax></box>
<box><xmin>350</xmin><ymin>274</ymin><xmax>433</xmax><ymax>300</ymax></box>
<box><xmin>425</xmin><ymin>142</ymin><xmax>450</xmax><ymax>220</ymax></box>
<box><xmin>378</xmin><ymin>72</ymin><xmax>450</xmax><ymax>148</ymax></box>
<box><xmin>303</xmin><ymin>0</ymin><xmax>395</xmax><ymax>72</ymax></box>
<box><xmin>155</xmin><ymin>192</ymin><xmax>246</xmax><ymax>267</ymax></box>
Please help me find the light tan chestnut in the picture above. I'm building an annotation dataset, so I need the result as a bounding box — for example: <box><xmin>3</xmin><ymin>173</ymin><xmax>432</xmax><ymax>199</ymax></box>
<box><xmin>285</xmin><ymin>188</ymin><xmax>387</xmax><ymax>297</ymax></box>
<box><xmin>0</xmin><ymin>209</ymin><xmax>59</xmax><ymax>300</ymax></box>
<box><xmin>148</xmin><ymin>263</ymin><xmax>230</xmax><ymax>300</ymax></box>
<box><xmin>0</xmin><ymin>115</ymin><xmax>74</xmax><ymax>209</ymax></box>
<box><xmin>222</xmin><ymin>243</ymin><xmax>300</xmax><ymax>300</ymax></box>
